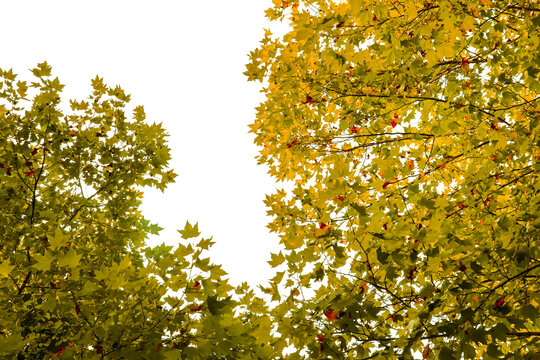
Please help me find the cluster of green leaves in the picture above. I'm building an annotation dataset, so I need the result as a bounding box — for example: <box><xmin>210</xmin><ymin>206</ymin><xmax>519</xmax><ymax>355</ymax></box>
<box><xmin>0</xmin><ymin>64</ymin><xmax>275</xmax><ymax>359</ymax></box>
<box><xmin>247</xmin><ymin>0</ymin><xmax>539</xmax><ymax>358</ymax></box>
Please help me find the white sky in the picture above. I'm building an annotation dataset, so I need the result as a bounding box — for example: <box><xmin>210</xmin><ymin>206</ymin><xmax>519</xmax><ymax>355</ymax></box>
<box><xmin>1</xmin><ymin>1</ymin><xmax>288</xmax><ymax>286</ymax></box>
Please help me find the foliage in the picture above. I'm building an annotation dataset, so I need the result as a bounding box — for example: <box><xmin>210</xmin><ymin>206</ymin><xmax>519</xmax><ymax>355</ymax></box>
<box><xmin>247</xmin><ymin>0</ymin><xmax>539</xmax><ymax>358</ymax></box>
<box><xmin>0</xmin><ymin>64</ymin><xmax>275</xmax><ymax>359</ymax></box>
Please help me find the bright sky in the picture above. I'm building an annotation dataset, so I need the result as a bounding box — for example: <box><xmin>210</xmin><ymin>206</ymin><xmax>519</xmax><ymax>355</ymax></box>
<box><xmin>1</xmin><ymin>1</ymin><xmax>287</xmax><ymax>286</ymax></box>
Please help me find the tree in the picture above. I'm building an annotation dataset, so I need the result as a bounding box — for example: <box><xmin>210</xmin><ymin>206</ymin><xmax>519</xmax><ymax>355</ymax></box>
<box><xmin>247</xmin><ymin>0</ymin><xmax>539</xmax><ymax>358</ymax></box>
<box><xmin>0</xmin><ymin>63</ymin><xmax>275</xmax><ymax>359</ymax></box>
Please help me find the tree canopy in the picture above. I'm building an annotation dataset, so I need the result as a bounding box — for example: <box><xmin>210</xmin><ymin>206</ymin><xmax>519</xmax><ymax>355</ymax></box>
<box><xmin>2</xmin><ymin>0</ymin><xmax>539</xmax><ymax>358</ymax></box>
<box><xmin>247</xmin><ymin>0</ymin><xmax>539</xmax><ymax>358</ymax></box>
<box><xmin>0</xmin><ymin>64</ymin><xmax>275</xmax><ymax>359</ymax></box>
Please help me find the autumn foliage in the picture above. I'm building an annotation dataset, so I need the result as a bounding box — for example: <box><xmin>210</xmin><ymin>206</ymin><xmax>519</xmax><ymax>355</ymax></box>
<box><xmin>0</xmin><ymin>64</ymin><xmax>275</xmax><ymax>359</ymax></box>
<box><xmin>247</xmin><ymin>0</ymin><xmax>539</xmax><ymax>358</ymax></box>
<box><xmin>1</xmin><ymin>0</ymin><xmax>539</xmax><ymax>359</ymax></box>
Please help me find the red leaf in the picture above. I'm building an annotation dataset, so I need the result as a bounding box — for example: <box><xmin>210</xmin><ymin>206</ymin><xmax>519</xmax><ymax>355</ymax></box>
<box><xmin>350</xmin><ymin>125</ymin><xmax>360</xmax><ymax>134</ymax></box>
<box><xmin>287</xmin><ymin>138</ymin><xmax>299</xmax><ymax>148</ymax></box>
<box><xmin>422</xmin><ymin>344</ymin><xmax>430</xmax><ymax>359</ymax></box>
<box><xmin>407</xmin><ymin>266</ymin><xmax>417</xmax><ymax>280</ymax></box>
<box><xmin>408</xmin><ymin>160</ymin><xmax>414</xmax><ymax>168</ymax></box>
<box><xmin>75</xmin><ymin>305</ymin><xmax>80</xmax><ymax>315</ymax></box>
<box><xmin>317</xmin><ymin>335</ymin><xmax>324</xmax><ymax>342</ymax></box>
<box><xmin>25</xmin><ymin>171</ymin><xmax>36</xmax><ymax>178</ymax></box>
<box><xmin>319</xmin><ymin>223</ymin><xmax>331</xmax><ymax>231</ymax></box>
<box><xmin>304</xmin><ymin>95</ymin><xmax>314</xmax><ymax>105</ymax></box>
<box><xmin>193</xmin><ymin>281</ymin><xmax>200</xmax><ymax>288</ymax></box>
<box><xmin>382</xmin><ymin>181</ymin><xmax>391</xmax><ymax>189</ymax></box>
<box><xmin>461</xmin><ymin>57</ymin><xmax>470</xmax><ymax>72</ymax></box>
<box><xmin>494</xmin><ymin>297</ymin><xmax>505</xmax><ymax>310</ymax></box>
<box><xmin>391</xmin><ymin>120</ymin><xmax>397</xmax><ymax>128</ymax></box>
<box><xmin>157</xmin><ymin>343</ymin><xmax>162</xmax><ymax>352</ymax></box>
<box><xmin>324</xmin><ymin>310</ymin><xmax>339</xmax><ymax>321</ymax></box>
<box><xmin>96</xmin><ymin>345</ymin><xmax>103</xmax><ymax>354</ymax></box>
<box><xmin>190</xmin><ymin>305</ymin><xmax>203</xmax><ymax>312</ymax></box>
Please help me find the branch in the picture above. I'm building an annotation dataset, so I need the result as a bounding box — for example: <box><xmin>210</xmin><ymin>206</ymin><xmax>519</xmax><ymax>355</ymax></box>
<box><xmin>17</xmin><ymin>271</ymin><xmax>32</xmax><ymax>295</ymax></box>
<box><xmin>507</xmin><ymin>331</ymin><xmax>540</xmax><ymax>337</ymax></box>
<box><xmin>474</xmin><ymin>263</ymin><xmax>540</xmax><ymax>313</ymax></box>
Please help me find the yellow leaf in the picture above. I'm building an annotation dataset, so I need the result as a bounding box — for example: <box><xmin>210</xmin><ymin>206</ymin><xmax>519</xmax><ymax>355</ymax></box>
<box><xmin>0</xmin><ymin>261</ymin><xmax>14</xmax><ymax>277</ymax></box>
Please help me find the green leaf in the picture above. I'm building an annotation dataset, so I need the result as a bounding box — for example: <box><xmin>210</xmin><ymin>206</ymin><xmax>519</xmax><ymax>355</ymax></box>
<box><xmin>178</xmin><ymin>221</ymin><xmax>201</xmax><ymax>239</ymax></box>
<box><xmin>48</xmin><ymin>227</ymin><xmax>65</xmax><ymax>250</ymax></box>
<box><xmin>491</xmin><ymin>323</ymin><xmax>509</xmax><ymax>341</ymax></box>
<box><xmin>32</xmin><ymin>252</ymin><xmax>53</xmax><ymax>272</ymax></box>
<box><xmin>207</xmin><ymin>295</ymin><xmax>232</xmax><ymax>316</ymax></box>
<box><xmin>58</xmin><ymin>249</ymin><xmax>82</xmax><ymax>269</ymax></box>
<box><xmin>438</xmin><ymin>346</ymin><xmax>456</xmax><ymax>360</ymax></box>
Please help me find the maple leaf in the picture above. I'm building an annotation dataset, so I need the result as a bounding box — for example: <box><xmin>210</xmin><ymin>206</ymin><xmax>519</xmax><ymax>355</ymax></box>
<box><xmin>304</xmin><ymin>95</ymin><xmax>314</xmax><ymax>105</ymax></box>
<box><xmin>494</xmin><ymin>297</ymin><xmax>505</xmax><ymax>310</ymax></box>
<box><xmin>319</xmin><ymin>223</ymin><xmax>331</xmax><ymax>231</ymax></box>
<box><xmin>324</xmin><ymin>310</ymin><xmax>339</xmax><ymax>321</ymax></box>
<box><xmin>422</xmin><ymin>344</ymin><xmax>430</xmax><ymax>359</ymax></box>
<box><xmin>461</xmin><ymin>57</ymin><xmax>470</xmax><ymax>72</ymax></box>
<box><xmin>287</xmin><ymin>138</ymin><xmax>299</xmax><ymax>148</ymax></box>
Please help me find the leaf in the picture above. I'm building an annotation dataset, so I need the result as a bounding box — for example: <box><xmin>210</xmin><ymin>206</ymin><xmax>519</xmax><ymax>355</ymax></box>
<box><xmin>268</xmin><ymin>252</ymin><xmax>285</xmax><ymax>267</ymax></box>
<box><xmin>32</xmin><ymin>252</ymin><xmax>53</xmax><ymax>272</ymax></box>
<box><xmin>31</xmin><ymin>62</ymin><xmax>52</xmax><ymax>77</ymax></box>
<box><xmin>197</xmin><ymin>237</ymin><xmax>215</xmax><ymax>250</ymax></box>
<box><xmin>423</xmin><ymin>344</ymin><xmax>430</xmax><ymax>359</ymax></box>
<box><xmin>438</xmin><ymin>346</ymin><xmax>456</xmax><ymax>360</ymax></box>
<box><xmin>494</xmin><ymin>297</ymin><xmax>505</xmax><ymax>310</ymax></box>
<box><xmin>178</xmin><ymin>221</ymin><xmax>201</xmax><ymax>239</ymax></box>
<box><xmin>48</xmin><ymin>227</ymin><xmax>65</xmax><ymax>250</ymax></box>
<box><xmin>58</xmin><ymin>249</ymin><xmax>82</xmax><ymax>269</ymax></box>
<box><xmin>323</xmin><ymin>310</ymin><xmax>339</xmax><ymax>321</ymax></box>
<box><xmin>207</xmin><ymin>295</ymin><xmax>232</xmax><ymax>316</ymax></box>
<box><xmin>0</xmin><ymin>261</ymin><xmax>14</xmax><ymax>277</ymax></box>
<box><xmin>491</xmin><ymin>323</ymin><xmax>509</xmax><ymax>341</ymax></box>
